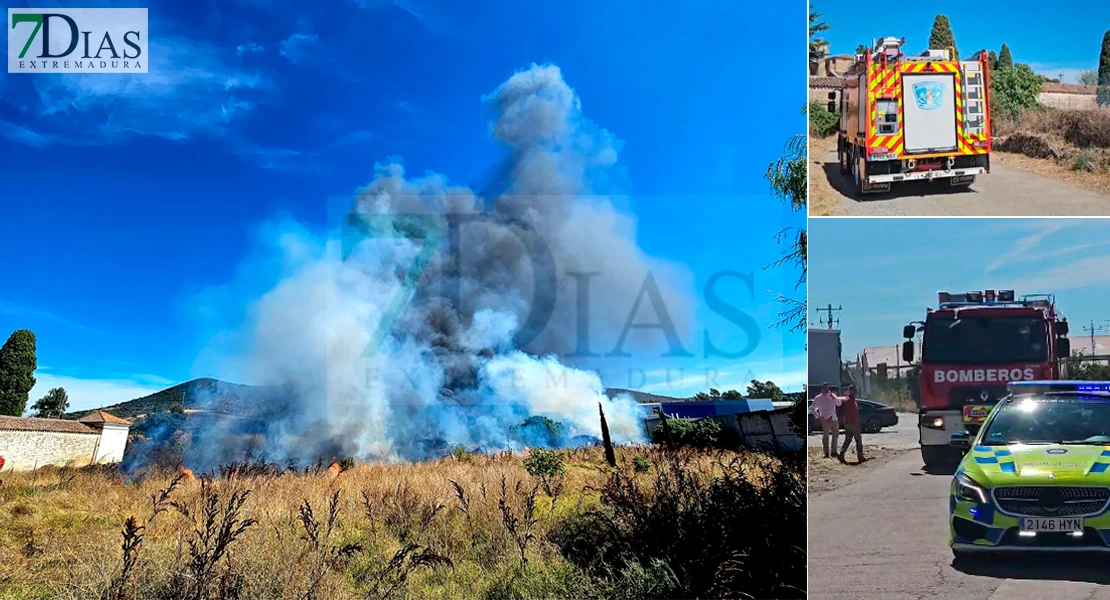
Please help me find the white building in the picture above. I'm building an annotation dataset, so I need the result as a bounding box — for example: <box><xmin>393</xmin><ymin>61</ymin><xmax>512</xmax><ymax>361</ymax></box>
<box><xmin>0</xmin><ymin>410</ymin><xmax>131</xmax><ymax>472</ymax></box>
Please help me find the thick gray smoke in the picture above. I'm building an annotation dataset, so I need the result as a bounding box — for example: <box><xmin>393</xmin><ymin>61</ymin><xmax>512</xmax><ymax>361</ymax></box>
<box><xmin>187</xmin><ymin>64</ymin><xmax>695</xmax><ymax>466</ymax></box>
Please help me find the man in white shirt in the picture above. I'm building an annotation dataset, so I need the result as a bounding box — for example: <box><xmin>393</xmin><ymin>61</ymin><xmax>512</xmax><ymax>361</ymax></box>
<box><xmin>812</xmin><ymin>383</ymin><xmax>843</xmax><ymax>459</ymax></box>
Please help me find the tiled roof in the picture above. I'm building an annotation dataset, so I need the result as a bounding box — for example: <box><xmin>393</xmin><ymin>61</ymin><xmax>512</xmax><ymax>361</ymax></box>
<box><xmin>1041</xmin><ymin>82</ymin><xmax>1096</xmax><ymax>95</ymax></box>
<box><xmin>0</xmin><ymin>415</ymin><xmax>98</xmax><ymax>434</ymax></box>
<box><xmin>810</xmin><ymin>76</ymin><xmax>848</xmax><ymax>89</ymax></box>
<box><xmin>78</xmin><ymin>410</ymin><xmax>131</xmax><ymax>425</ymax></box>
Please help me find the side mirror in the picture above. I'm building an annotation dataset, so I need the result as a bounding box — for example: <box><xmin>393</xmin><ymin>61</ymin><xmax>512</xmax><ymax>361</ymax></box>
<box><xmin>1058</xmin><ymin>337</ymin><xmax>1071</xmax><ymax>357</ymax></box>
<box><xmin>1058</xmin><ymin>320</ymin><xmax>1069</xmax><ymax>336</ymax></box>
<box><xmin>902</xmin><ymin>341</ymin><xmax>915</xmax><ymax>363</ymax></box>
<box><xmin>950</xmin><ymin>431</ymin><xmax>970</xmax><ymax>453</ymax></box>
<box><xmin>903</xmin><ymin>325</ymin><xmax>916</xmax><ymax>339</ymax></box>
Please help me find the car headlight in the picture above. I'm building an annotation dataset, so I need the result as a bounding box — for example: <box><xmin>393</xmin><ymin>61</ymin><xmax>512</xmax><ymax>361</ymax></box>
<box><xmin>955</xmin><ymin>472</ymin><xmax>988</xmax><ymax>504</ymax></box>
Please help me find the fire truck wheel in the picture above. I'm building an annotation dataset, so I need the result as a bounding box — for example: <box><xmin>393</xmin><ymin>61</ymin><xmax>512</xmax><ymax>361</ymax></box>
<box><xmin>838</xmin><ymin>142</ymin><xmax>850</xmax><ymax>175</ymax></box>
<box><xmin>855</xmin><ymin>152</ymin><xmax>867</xmax><ymax>197</ymax></box>
<box><xmin>921</xmin><ymin>446</ymin><xmax>960</xmax><ymax>470</ymax></box>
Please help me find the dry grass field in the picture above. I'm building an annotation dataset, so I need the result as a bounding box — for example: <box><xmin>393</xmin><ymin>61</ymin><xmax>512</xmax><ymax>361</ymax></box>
<box><xmin>0</xmin><ymin>445</ymin><xmax>804</xmax><ymax>600</ymax></box>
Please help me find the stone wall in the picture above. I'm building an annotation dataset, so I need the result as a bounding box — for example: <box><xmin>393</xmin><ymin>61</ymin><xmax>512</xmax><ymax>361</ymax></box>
<box><xmin>1038</xmin><ymin>91</ymin><xmax>1099</xmax><ymax>110</ymax></box>
<box><xmin>0</xmin><ymin>430</ymin><xmax>99</xmax><ymax>471</ymax></box>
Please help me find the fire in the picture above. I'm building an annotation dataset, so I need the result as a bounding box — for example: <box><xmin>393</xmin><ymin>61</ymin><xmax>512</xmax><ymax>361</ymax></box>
<box><xmin>521</xmin><ymin>446</ymin><xmax>531</xmax><ymax>458</ymax></box>
<box><xmin>328</xmin><ymin>459</ymin><xmax>341</xmax><ymax>478</ymax></box>
<box><xmin>179</xmin><ymin>466</ymin><xmax>195</xmax><ymax>481</ymax></box>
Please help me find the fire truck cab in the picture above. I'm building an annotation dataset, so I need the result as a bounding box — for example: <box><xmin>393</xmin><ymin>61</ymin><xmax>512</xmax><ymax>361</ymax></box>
<box><xmin>838</xmin><ymin>37</ymin><xmax>992</xmax><ymax>196</ymax></box>
<box><xmin>902</xmin><ymin>290</ymin><xmax>1070</xmax><ymax>468</ymax></box>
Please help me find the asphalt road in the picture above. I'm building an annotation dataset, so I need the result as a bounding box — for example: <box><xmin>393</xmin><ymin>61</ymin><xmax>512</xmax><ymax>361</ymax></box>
<box><xmin>809</xmin><ymin>450</ymin><xmax>1110</xmax><ymax>600</ymax></box>
<box><xmin>817</xmin><ymin>149</ymin><xmax>1110</xmax><ymax>216</ymax></box>
<box><xmin>807</xmin><ymin>412</ymin><xmax>919</xmax><ymax>451</ymax></box>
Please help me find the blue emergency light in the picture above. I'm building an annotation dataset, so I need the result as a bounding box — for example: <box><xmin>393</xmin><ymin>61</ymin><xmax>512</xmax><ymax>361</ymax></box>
<box><xmin>1008</xmin><ymin>381</ymin><xmax>1110</xmax><ymax>395</ymax></box>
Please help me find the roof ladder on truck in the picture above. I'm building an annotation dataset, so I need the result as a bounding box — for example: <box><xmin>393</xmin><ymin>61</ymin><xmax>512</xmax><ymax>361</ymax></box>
<box><xmin>961</xmin><ymin>53</ymin><xmax>989</xmax><ymax>156</ymax></box>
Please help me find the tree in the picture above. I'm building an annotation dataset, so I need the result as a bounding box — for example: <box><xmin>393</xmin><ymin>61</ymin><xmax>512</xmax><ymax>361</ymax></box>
<box><xmin>809</xmin><ymin>7</ymin><xmax>831</xmax><ymax>67</ymax></box>
<box><xmin>1079</xmin><ymin>69</ymin><xmax>1099</xmax><ymax>86</ymax></box>
<box><xmin>1099</xmin><ymin>30</ymin><xmax>1110</xmax><ymax>107</ymax></box>
<box><xmin>988</xmin><ymin>50</ymin><xmax>999</xmax><ymax>71</ymax></box>
<box><xmin>765</xmin><ymin>107</ymin><xmax>807</xmax><ymax>333</ymax></box>
<box><xmin>991</xmin><ymin>64</ymin><xmax>1043</xmax><ymax>122</ymax></box>
<box><xmin>31</xmin><ymin>387</ymin><xmax>68</xmax><ymax>418</ymax></box>
<box><xmin>928</xmin><ymin>15</ymin><xmax>958</xmax><ymax>60</ymax></box>
<box><xmin>745</xmin><ymin>380</ymin><xmax>786</xmax><ymax>402</ymax></box>
<box><xmin>855</xmin><ymin>44</ymin><xmax>869</xmax><ymax>56</ymax></box>
<box><xmin>720</xmin><ymin>389</ymin><xmax>742</xmax><ymax>400</ymax></box>
<box><xmin>599</xmin><ymin>403</ymin><xmax>616</xmax><ymax>467</ymax></box>
<box><xmin>0</xmin><ymin>330</ymin><xmax>37</xmax><ymax>416</ymax></box>
<box><xmin>998</xmin><ymin>44</ymin><xmax>1013</xmax><ymax>71</ymax></box>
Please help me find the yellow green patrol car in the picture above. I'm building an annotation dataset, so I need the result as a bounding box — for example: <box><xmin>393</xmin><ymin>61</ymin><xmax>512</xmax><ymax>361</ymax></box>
<box><xmin>949</xmin><ymin>381</ymin><xmax>1110</xmax><ymax>557</ymax></box>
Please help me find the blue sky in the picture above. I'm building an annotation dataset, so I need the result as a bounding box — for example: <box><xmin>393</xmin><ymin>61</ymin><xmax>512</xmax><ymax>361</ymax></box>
<box><xmin>810</xmin><ymin>219</ymin><xmax>1110</xmax><ymax>358</ymax></box>
<box><xmin>0</xmin><ymin>0</ymin><xmax>805</xmax><ymax>412</ymax></box>
<box><xmin>812</xmin><ymin>1</ymin><xmax>1110</xmax><ymax>84</ymax></box>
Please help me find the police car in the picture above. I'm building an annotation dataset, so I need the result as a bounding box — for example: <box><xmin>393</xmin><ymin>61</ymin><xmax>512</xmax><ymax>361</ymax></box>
<box><xmin>950</xmin><ymin>381</ymin><xmax>1110</xmax><ymax>557</ymax></box>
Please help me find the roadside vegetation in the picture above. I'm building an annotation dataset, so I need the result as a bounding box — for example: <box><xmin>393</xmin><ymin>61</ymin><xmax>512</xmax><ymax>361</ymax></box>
<box><xmin>0</xmin><ymin>445</ymin><xmax>804</xmax><ymax>600</ymax></box>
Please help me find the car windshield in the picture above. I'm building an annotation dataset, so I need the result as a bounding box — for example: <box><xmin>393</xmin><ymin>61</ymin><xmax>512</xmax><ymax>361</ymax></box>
<box><xmin>922</xmin><ymin>316</ymin><xmax>1046</xmax><ymax>364</ymax></box>
<box><xmin>979</xmin><ymin>395</ymin><xmax>1110</xmax><ymax>445</ymax></box>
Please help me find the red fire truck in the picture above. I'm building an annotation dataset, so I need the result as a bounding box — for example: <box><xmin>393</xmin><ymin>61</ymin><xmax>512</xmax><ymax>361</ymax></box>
<box><xmin>838</xmin><ymin>37</ymin><xmax>992</xmax><ymax>195</ymax></box>
<box><xmin>901</xmin><ymin>290</ymin><xmax>1070</xmax><ymax>467</ymax></box>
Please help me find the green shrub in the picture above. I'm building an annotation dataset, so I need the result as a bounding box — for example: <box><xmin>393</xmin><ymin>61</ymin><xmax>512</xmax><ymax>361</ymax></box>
<box><xmin>523</xmin><ymin>448</ymin><xmax>566</xmax><ymax>496</ymax></box>
<box><xmin>990</xmin><ymin>64</ymin><xmax>1042</xmax><ymax>122</ymax></box>
<box><xmin>652</xmin><ymin>418</ymin><xmax>723</xmax><ymax>448</ymax></box>
<box><xmin>808</xmin><ymin>101</ymin><xmax>839</xmax><ymax>137</ymax></box>
<box><xmin>453</xmin><ymin>446</ymin><xmax>472</xmax><ymax>462</ymax></box>
<box><xmin>1072</xmin><ymin>152</ymin><xmax>1097</xmax><ymax>172</ymax></box>
<box><xmin>338</xmin><ymin>457</ymin><xmax>355</xmax><ymax>472</ymax></box>
<box><xmin>632</xmin><ymin>456</ymin><xmax>651</xmax><ymax>474</ymax></box>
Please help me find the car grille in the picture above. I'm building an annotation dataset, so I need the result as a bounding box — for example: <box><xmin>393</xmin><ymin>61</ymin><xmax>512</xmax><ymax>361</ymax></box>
<box><xmin>993</xmin><ymin>486</ymin><xmax>1110</xmax><ymax>517</ymax></box>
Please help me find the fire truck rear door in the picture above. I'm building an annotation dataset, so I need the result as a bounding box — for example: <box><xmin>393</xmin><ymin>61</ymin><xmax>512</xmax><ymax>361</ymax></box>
<box><xmin>902</xmin><ymin>72</ymin><xmax>958</xmax><ymax>154</ymax></box>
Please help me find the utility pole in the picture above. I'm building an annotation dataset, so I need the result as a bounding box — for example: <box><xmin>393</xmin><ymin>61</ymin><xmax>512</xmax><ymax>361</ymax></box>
<box><xmin>1083</xmin><ymin>320</ymin><xmax>1107</xmax><ymax>355</ymax></box>
<box><xmin>815</xmin><ymin>304</ymin><xmax>842</xmax><ymax>329</ymax></box>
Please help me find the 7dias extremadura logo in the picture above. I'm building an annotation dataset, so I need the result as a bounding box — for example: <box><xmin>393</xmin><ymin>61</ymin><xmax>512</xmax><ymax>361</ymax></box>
<box><xmin>8</xmin><ymin>8</ymin><xmax>147</xmax><ymax>73</ymax></box>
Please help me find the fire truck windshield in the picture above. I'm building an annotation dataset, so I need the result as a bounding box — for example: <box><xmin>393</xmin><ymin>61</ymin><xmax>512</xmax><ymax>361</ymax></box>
<box><xmin>922</xmin><ymin>317</ymin><xmax>1047</xmax><ymax>365</ymax></box>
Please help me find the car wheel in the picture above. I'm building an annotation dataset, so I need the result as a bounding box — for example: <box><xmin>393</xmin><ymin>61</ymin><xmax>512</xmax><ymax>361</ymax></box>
<box><xmin>864</xmin><ymin>416</ymin><xmax>882</xmax><ymax>434</ymax></box>
<box><xmin>951</xmin><ymin>548</ymin><xmax>977</xmax><ymax>564</ymax></box>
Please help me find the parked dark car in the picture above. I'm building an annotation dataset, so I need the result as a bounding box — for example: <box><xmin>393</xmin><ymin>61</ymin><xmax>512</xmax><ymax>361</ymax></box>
<box><xmin>808</xmin><ymin>398</ymin><xmax>899</xmax><ymax>434</ymax></box>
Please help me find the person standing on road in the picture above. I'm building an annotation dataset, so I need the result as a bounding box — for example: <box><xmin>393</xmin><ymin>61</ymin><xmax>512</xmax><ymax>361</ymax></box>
<box><xmin>838</xmin><ymin>384</ymin><xmax>865</xmax><ymax>464</ymax></box>
<box><xmin>812</xmin><ymin>383</ymin><xmax>842</xmax><ymax>458</ymax></box>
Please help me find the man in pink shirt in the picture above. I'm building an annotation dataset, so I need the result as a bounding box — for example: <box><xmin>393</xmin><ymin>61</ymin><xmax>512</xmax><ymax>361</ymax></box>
<box><xmin>812</xmin><ymin>383</ymin><xmax>842</xmax><ymax>459</ymax></box>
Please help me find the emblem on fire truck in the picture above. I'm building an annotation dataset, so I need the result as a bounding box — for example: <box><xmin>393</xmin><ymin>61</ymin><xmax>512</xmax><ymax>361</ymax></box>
<box><xmin>912</xmin><ymin>80</ymin><xmax>946</xmax><ymax>111</ymax></box>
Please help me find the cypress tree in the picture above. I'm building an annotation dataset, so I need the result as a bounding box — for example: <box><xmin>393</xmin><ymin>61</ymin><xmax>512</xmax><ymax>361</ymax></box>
<box><xmin>988</xmin><ymin>50</ymin><xmax>998</xmax><ymax>71</ymax></box>
<box><xmin>999</xmin><ymin>44</ymin><xmax>1014</xmax><ymax>71</ymax></box>
<box><xmin>599</xmin><ymin>403</ymin><xmax>616</xmax><ymax>467</ymax></box>
<box><xmin>1099</xmin><ymin>30</ymin><xmax>1110</xmax><ymax>106</ymax></box>
<box><xmin>928</xmin><ymin>15</ymin><xmax>958</xmax><ymax>60</ymax></box>
<box><xmin>0</xmin><ymin>330</ymin><xmax>37</xmax><ymax>416</ymax></box>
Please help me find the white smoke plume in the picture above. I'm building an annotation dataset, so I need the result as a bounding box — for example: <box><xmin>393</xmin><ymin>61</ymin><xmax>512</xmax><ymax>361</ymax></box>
<box><xmin>182</xmin><ymin>64</ymin><xmax>695</xmax><ymax>468</ymax></box>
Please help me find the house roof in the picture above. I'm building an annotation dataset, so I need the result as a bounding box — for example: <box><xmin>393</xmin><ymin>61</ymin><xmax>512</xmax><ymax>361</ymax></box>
<box><xmin>810</xmin><ymin>76</ymin><xmax>848</xmax><ymax>89</ymax></box>
<box><xmin>1041</xmin><ymin>82</ymin><xmax>1096</xmax><ymax>95</ymax></box>
<box><xmin>0</xmin><ymin>415</ymin><xmax>99</xmax><ymax>434</ymax></box>
<box><xmin>77</xmin><ymin>410</ymin><xmax>132</xmax><ymax>425</ymax></box>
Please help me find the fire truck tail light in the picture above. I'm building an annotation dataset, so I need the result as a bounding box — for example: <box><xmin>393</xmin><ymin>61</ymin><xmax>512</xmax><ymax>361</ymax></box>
<box><xmin>933</xmin><ymin>417</ymin><xmax>944</xmax><ymax>428</ymax></box>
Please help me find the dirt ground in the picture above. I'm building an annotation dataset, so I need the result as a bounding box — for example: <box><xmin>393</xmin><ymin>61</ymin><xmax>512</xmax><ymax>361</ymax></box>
<box><xmin>807</xmin><ymin>134</ymin><xmax>1110</xmax><ymax>217</ymax></box>
<box><xmin>808</xmin><ymin>446</ymin><xmax>911</xmax><ymax>496</ymax></box>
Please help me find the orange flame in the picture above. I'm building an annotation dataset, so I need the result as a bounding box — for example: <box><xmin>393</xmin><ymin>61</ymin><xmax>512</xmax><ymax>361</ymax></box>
<box><xmin>521</xmin><ymin>446</ymin><xmax>531</xmax><ymax>458</ymax></box>
<box><xmin>179</xmin><ymin>466</ymin><xmax>195</xmax><ymax>481</ymax></box>
<box><xmin>328</xmin><ymin>459</ymin><xmax>341</xmax><ymax>478</ymax></box>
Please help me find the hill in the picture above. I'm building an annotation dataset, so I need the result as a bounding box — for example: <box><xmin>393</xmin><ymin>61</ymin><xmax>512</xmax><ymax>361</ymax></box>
<box><xmin>66</xmin><ymin>378</ymin><xmax>289</xmax><ymax>420</ymax></box>
<box><xmin>67</xmin><ymin>379</ymin><xmax>692</xmax><ymax>421</ymax></box>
